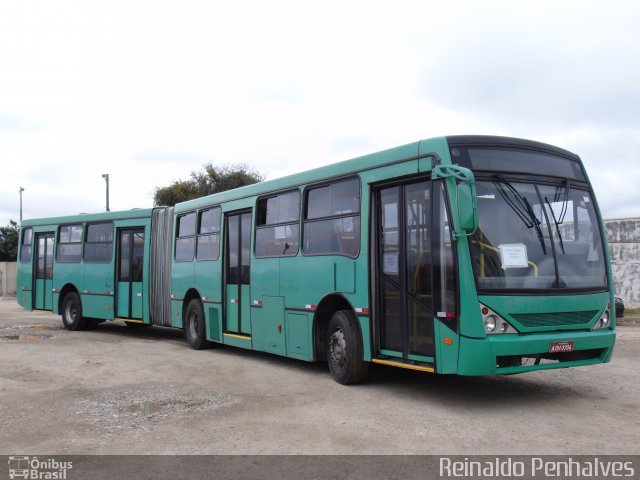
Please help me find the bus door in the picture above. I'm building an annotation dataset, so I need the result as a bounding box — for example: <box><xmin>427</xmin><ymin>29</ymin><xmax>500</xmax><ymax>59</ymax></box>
<box><xmin>116</xmin><ymin>228</ymin><xmax>145</xmax><ymax>319</ymax></box>
<box><xmin>376</xmin><ymin>181</ymin><xmax>436</xmax><ymax>361</ymax></box>
<box><xmin>224</xmin><ymin>210</ymin><xmax>252</xmax><ymax>337</ymax></box>
<box><xmin>34</xmin><ymin>232</ymin><xmax>54</xmax><ymax>310</ymax></box>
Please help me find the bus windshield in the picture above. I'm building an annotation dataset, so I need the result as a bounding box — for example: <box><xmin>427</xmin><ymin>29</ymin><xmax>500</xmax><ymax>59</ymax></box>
<box><xmin>470</xmin><ymin>178</ymin><xmax>607</xmax><ymax>292</ymax></box>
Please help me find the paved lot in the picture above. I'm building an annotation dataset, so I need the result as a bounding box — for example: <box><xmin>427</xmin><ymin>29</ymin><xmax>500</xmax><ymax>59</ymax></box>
<box><xmin>1</xmin><ymin>297</ymin><xmax>639</xmax><ymax>455</ymax></box>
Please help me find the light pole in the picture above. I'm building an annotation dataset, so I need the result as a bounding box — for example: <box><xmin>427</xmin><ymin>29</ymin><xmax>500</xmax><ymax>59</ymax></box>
<box><xmin>102</xmin><ymin>174</ymin><xmax>110</xmax><ymax>211</ymax></box>
<box><xmin>19</xmin><ymin>187</ymin><xmax>24</xmax><ymax>222</ymax></box>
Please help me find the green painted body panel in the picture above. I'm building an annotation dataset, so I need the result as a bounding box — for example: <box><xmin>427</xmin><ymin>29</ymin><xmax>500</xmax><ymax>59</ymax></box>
<box><xmin>334</xmin><ymin>259</ymin><xmax>355</xmax><ymax>293</ymax></box>
<box><xmin>434</xmin><ymin>319</ymin><xmax>459</xmax><ymax>374</ymax></box>
<box><xmin>172</xmin><ymin>262</ymin><xmax>195</xmax><ymax>304</ymax></box>
<box><xmin>34</xmin><ymin>278</ymin><xmax>53</xmax><ymax>310</ymax></box>
<box><xmin>82</xmin><ymin>262</ymin><xmax>115</xmax><ymax>319</ymax></box>
<box><xmin>278</xmin><ymin>256</ymin><xmax>369</xmax><ymax>310</ymax></box>
<box><xmin>359</xmin><ymin>316</ymin><xmax>372</xmax><ymax>361</ymax></box>
<box><xmin>52</xmin><ymin>292</ymin><xmax>60</xmax><ymax>313</ymax></box>
<box><xmin>279</xmin><ymin>257</ymin><xmax>334</xmax><ymax>309</ymax></box>
<box><xmin>206</xmin><ymin>305</ymin><xmax>222</xmax><ymax>342</ymax></box>
<box><xmin>195</xmin><ymin>259</ymin><xmax>222</xmax><ymax>303</ymax></box>
<box><xmin>18</xmin><ymin>287</ymin><xmax>33</xmax><ymax>310</ymax></box>
<box><xmin>240</xmin><ymin>284</ymin><xmax>251</xmax><ymax>335</ymax></box>
<box><xmin>131</xmin><ymin>282</ymin><xmax>143</xmax><ymax>318</ymax></box>
<box><xmin>51</xmin><ymin>262</ymin><xmax>81</xmax><ymax>314</ymax></box>
<box><xmin>251</xmin><ymin>258</ymin><xmax>279</xmax><ymax>297</ymax></box>
<box><xmin>458</xmin><ymin>329</ymin><xmax>615</xmax><ymax>375</ymax></box>
<box><xmin>171</xmin><ymin>300</ymin><xmax>182</xmax><ymax>328</ymax></box>
<box><xmin>286</xmin><ymin>313</ymin><xmax>311</xmax><ymax>360</ymax></box>
<box><xmin>84</xmin><ymin>294</ymin><xmax>113</xmax><ymax>320</ymax></box>
<box><xmin>116</xmin><ymin>282</ymin><xmax>129</xmax><ymax>317</ymax></box>
<box><xmin>170</xmin><ymin>259</ymin><xmax>193</xmax><ymax>327</ymax></box>
<box><xmin>261</xmin><ymin>296</ymin><xmax>286</xmax><ymax>355</ymax></box>
<box><xmin>226</xmin><ymin>284</ymin><xmax>239</xmax><ymax>332</ymax></box>
<box><xmin>250</xmin><ymin>306</ymin><xmax>265</xmax><ymax>352</ymax></box>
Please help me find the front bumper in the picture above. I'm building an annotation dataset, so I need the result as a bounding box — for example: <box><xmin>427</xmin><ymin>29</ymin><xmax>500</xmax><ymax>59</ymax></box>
<box><xmin>457</xmin><ymin>329</ymin><xmax>616</xmax><ymax>375</ymax></box>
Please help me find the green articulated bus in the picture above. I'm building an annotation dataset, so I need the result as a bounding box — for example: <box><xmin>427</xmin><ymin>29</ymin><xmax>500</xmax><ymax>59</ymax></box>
<box><xmin>17</xmin><ymin>135</ymin><xmax>616</xmax><ymax>384</ymax></box>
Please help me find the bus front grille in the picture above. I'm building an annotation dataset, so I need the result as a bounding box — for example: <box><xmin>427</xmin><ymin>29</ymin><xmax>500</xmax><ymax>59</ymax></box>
<box><xmin>510</xmin><ymin>310</ymin><xmax>599</xmax><ymax>328</ymax></box>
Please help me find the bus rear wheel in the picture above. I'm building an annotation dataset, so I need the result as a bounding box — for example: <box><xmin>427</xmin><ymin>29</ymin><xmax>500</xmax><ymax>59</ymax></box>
<box><xmin>61</xmin><ymin>292</ymin><xmax>87</xmax><ymax>331</ymax></box>
<box><xmin>184</xmin><ymin>299</ymin><xmax>209</xmax><ymax>350</ymax></box>
<box><xmin>326</xmin><ymin>310</ymin><xmax>369</xmax><ymax>385</ymax></box>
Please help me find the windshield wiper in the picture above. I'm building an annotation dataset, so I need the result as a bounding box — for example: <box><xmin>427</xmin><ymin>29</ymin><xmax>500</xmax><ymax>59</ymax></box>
<box><xmin>494</xmin><ymin>174</ymin><xmax>547</xmax><ymax>254</ymax></box>
<box><xmin>545</xmin><ymin>180</ymin><xmax>571</xmax><ymax>254</ymax></box>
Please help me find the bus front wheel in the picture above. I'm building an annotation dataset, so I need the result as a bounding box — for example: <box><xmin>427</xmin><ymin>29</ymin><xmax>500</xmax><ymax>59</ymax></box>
<box><xmin>184</xmin><ymin>299</ymin><xmax>209</xmax><ymax>350</ymax></box>
<box><xmin>61</xmin><ymin>292</ymin><xmax>87</xmax><ymax>331</ymax></box>
<box><xmin>326</xmin><ymin>310</ymin><xmax>369</xmax><ymax>385</ymax></box>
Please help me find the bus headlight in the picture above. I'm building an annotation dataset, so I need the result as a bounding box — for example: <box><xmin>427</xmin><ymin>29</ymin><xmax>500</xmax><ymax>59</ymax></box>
<box><xmin>593</xmin><ymin>306</ymin><xmax>610</xmax><ymax>330</ymax></box>
<box><xmin>484</xmin><ymin>315</ymin><xmax>497</xmax><ymax>332</ymax></box>
<box><xmin>480</xmin><ymin>303</ymin><xmax>519</xmax><ymax>335</ymax></box>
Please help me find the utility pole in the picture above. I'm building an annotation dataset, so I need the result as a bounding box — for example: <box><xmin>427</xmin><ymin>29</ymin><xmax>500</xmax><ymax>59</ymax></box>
<box><xmin>19</xmin><ymin>187</ymin><xmax>24</xmax><ymax>222</ymax></box>
<box><xmin>102</xmin><ymin>174</ymin><xmax>110</xmax><ymax>211</ymax></box>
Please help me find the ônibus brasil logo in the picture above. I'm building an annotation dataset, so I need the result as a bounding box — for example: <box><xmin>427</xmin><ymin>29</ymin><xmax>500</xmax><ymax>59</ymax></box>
<box><xmin>8</xmin><ymin>456</ymin><xmax>73</xmax><ymax>479</ymax></box>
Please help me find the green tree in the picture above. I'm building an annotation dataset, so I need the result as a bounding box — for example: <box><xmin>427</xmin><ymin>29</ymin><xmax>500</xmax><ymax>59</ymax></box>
<box><xmin>0</xmin><ymin>220</ymin><xmax>19</xmax><ymax>261</ymax></box>
<box><xmin>153</xmin><ymin>163</ymin><xmax>265</xmax><ymax>207</ymax></box>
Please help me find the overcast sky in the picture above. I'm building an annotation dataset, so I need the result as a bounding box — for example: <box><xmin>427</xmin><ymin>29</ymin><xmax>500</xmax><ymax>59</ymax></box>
<box><xmin>1</xmin><ymin>0</ymin><xmax>639</xmax><ymax>225</ymax></box>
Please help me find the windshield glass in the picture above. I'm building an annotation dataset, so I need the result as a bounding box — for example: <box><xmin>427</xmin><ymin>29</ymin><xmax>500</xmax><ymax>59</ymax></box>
<box><xmin>470</xmin><ymin>178</ymin><xmax>607</xmax><ymax>291</ymax></box>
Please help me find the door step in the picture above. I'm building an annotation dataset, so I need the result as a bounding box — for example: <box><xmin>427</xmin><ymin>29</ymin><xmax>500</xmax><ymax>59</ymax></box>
<box><xmin>223</xmin><ymin>332</ymin><xmax>252</xmax><ymax>341</ymax></box>
<box><xmin>371</xmin><ymin>358</ymin><xmax>435</xmax><ymax>373</ymax></box>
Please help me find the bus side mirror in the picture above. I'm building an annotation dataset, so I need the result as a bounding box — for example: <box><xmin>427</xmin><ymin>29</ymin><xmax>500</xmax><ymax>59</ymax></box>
<box><xmin>433</xmin><ymin>165</ymin><xmax>478</xmax><ymax>238</ymax></box>
<box><xmin>457</xmin><ymin>182</ymin><xmax>478</xmax><ymax>233</ymax></box>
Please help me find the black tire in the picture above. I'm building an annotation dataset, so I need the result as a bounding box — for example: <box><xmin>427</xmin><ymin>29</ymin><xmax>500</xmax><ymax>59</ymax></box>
<box><xmin>326</xmin><ymin>310</ymin><xmax>369</xmax><ymax>385</ymax></box>
<box><xmin>184</xmin><ymin>299</ymin><xmax>209</xmax><ymax>350</ymax></box>
<box><xmin>61</xmin><ymin>292</ymin><xmax>87</xmax><ymax>331</ymax></box>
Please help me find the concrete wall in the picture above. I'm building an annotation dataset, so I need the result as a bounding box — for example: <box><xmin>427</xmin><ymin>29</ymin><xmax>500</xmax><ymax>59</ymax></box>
<box><xmin>0</xmin><ymin>262</ymin><xmax>17</xmax><ymax>296</ymax></box>
<box><xmin>606</xmin><ymin>218</ymin><xmax>640</xmax><ymax>308</ymax></box>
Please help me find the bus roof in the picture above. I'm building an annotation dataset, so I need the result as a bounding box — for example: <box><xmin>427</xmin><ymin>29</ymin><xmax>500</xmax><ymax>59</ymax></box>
<box><xmin>174</xmin><ymin>136</ymin><xmax>451</xmax><ymax>213</ymax></box>
<box><xmin>21</xmin><ymin>207</ymin><xmax>156</xmax><ymax>227</ymax></box>
<box><xmin>20</xmin><ymin>134</ymin><xmax>581</xmax><ymax>222</ymax></box>
<box><xmin>446</xmin><ymin>135</ymin><xmax>580</xmax><ymax>160</ymax></box>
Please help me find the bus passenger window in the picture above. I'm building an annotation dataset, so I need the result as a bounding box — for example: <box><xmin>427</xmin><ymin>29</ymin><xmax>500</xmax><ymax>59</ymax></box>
<box><xmin>20</xmin><ymin>228</ymin><xmax>32</xmax><ymax>262</ymax></box>
<box><xmin>57</xmin><ymin>224</ymin><xmax>83</xmax><ymax>262</ymax></box>
<box><xmin>84</xmin><ymin>222</ymin><xmax>114</xmax><ymax>262</ymax></box>
<box><xmin>255</xmin><ymin>190</ymin><xmax>300</xmax><ymax>258</ymax></box>
<box><xmin>175</xmin><ymin>212</ymin><xmax>196</xmax><ymax>262</ymax></box>
<box><xmin>303</xmin><ymin>178</ymin><xmax>360</xmax><ymax>257</ymax></box>
<box><xmin>196</xmin><ymin>207</ymin><xmax>221</xmax><ymax>261</ymax></box>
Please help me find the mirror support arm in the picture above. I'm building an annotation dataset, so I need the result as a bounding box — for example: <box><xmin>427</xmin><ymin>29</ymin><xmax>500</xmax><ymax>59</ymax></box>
<box><xmin>433</xmin><ymin>165</ymin><xmax>478</xmax><ymax>238</ymax></box>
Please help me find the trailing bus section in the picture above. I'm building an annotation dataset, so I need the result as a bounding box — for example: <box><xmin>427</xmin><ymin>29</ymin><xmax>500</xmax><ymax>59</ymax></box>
<box><xmin>16</xmin><ymin>135</ymin><xmax>616</xmax><ymax>384</ymax></box>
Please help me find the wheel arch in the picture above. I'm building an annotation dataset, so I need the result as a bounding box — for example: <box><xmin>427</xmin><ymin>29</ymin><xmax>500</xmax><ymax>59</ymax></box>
<box><xmin>57</xmin><ymin>283</ymin><xmax>80</xmax><ymax>313</ymax></box>
<box><xmin>182</xmin><ymin>288</ymin><xmax>203</xmax><ymax>328</ymax></box>
<box><xmin>312</xmin><ymin>293</ymin><xmax>359</xmax><ymax>361</ymax></box>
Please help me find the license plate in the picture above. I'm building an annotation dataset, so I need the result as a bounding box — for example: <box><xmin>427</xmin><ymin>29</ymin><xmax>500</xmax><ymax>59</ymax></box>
<box><xmin>549</xmin><ymin>341</ymin><xmax>575</xmax><ymax>353</ymax></box>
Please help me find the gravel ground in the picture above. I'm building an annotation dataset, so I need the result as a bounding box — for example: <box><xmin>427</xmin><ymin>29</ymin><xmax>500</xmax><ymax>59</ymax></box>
<box><xmin>1</xmin><ymin>297</ymin><xmax>639</xmax><ymax>455</ymax></box>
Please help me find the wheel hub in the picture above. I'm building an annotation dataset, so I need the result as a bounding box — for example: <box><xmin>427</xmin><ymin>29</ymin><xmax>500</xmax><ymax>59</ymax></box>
<box><xmin>329</xmin><ymin>328</ymin><xmax>347</xmax><ymax>367</ymax></box>
<box><xmin>189</xmin><ymin>311</ymin><xmax>198</xmax><ymax>338</ymax></box>
<box><xmin>66</xmin><ymin>303</ymin><xmax>76</xmax><ymax>321</ymax></box>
